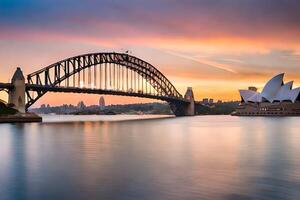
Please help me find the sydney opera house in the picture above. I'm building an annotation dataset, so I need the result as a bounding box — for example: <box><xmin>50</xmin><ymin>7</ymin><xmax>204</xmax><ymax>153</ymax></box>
<box><xmin>233</xmin><ymin>73</ymin><xmax>300</xmax><ymax>116</ymax></box>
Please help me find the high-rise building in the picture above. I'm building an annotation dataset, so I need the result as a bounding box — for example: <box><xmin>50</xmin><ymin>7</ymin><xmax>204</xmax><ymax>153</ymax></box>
<box><xmin>248</xmin><ymin>86</ymin><xmax>257</xmax><ymax>92</ymax></box>
<box><xmin>77</xmin><ymin>101</ymin><xmax>86</xmax><ymax>109</ymax></box>
<box><xmin>202</xmin><ymin>98</ymin><xmax>209</xmax><ymax>104</ymax></box>
<box><xmin>99</xmin><ymin>96</ymin><xmax>105</xmax><ymax>108</ymax></box>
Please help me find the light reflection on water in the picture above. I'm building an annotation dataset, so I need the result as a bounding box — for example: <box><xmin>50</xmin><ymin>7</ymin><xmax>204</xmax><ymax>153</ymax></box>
<box><xmin>1</xmin><ymin>115</ymin><xmax>300</xmax><ymax>200</ymax></box>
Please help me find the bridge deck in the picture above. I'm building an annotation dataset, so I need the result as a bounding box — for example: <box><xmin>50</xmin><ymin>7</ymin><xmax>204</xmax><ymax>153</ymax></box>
<box><xmin>0</xmin><ymin>83</ymin><xmax>13</xmax><ymax>89</ymax></box>
<box><xmin>26</xmin><ymin>84</ymin><xmax>190</xmax><ymax>104</ymax></box>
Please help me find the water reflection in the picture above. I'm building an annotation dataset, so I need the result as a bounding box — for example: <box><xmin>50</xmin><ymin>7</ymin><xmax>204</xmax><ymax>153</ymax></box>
<box><xmin>250</xmin><ymin>118</ymin><xmax>299</xmax><ymax>200</ymax></box>
<box><xmin>0</xmin><ymin>115</ymin><xmax>300</xmax><ymax>200</ymax></box>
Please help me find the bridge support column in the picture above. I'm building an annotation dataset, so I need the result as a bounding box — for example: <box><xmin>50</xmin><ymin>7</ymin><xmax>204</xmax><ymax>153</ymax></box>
<box><xmin>170</xmin><ymin>87</ymin><xmax>195</xmax><ymax>116</ymax></box>
<box><xmin>8</xmin><ymin>67</ymin><xmax>26</xmax><ymax>113</ymax></box>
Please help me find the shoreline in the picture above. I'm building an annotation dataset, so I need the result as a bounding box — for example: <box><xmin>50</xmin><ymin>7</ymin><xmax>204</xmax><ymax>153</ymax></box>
<box><xmin>40</xmin><ymin>114</ymin><xmax>175</xmax><ymax>124</ymax></box>
<box><xmin>0</xmin><ymin>113</ymin><xmax>42</xmax><ymax>123</ymax></box>
<box><xmin>0</xmin><ymin>113</ymin><xmax>236</xmax><ymax>124</ymax></box>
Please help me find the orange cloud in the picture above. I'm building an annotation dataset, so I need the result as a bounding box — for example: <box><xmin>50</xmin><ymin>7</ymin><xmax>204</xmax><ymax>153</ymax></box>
<box><xmin>1</xmin><ymin>21</ymin><xmax>300</xmax><ymax>105</ymax></box>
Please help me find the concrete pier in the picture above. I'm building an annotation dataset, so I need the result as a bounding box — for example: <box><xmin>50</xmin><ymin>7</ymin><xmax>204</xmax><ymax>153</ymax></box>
<box><xmin>170</xmin><ymin>87</ymin><xmax>195</xmax><ymax>116</ymax></box>
<box><xmin>183</xmin><ymin>87</ymin><xmax>195</xmax><ymax>116</ymax></box>
<box><xmin>8</xmin><ymin>68</ymin><xmax>26</xmax><ymax>113</ymax></box>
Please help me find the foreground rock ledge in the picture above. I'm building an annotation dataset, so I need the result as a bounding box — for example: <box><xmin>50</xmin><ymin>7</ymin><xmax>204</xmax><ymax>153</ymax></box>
<box><xmin>0</xmin><ymin>113</ymin><xmax>42</xmax><ymax>123</ymax></box>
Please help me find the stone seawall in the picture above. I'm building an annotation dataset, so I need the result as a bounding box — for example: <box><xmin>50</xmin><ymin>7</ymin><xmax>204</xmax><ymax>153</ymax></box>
<box><xmin>0</xmin><ymin>113</ymin><xmax>42</xmax><ymax>123</ymax></box>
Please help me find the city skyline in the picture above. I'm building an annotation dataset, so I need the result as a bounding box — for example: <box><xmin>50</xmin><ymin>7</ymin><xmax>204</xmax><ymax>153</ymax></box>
<box><xmin>1</xmin><ymin>0</ymin><xmax>300</xmax><ymax>106</ymax></box>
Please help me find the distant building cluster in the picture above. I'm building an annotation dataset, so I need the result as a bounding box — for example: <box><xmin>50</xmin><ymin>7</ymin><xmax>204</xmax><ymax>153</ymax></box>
<box><xmin>200</xmin><ymin>98</ymin><xmax>222</xmax><ymax>105</ymax></box>
<box><xmin>77</xmin><ymin>101</ymin><xmax>86</xmax><ymax>109</ymax></box>
<box><xmin>37</xmin><ymin>96</ymin><xmax>106</xmax><ymax>114</ymax></box>
<box><xmin>30</xmin><ymin>101</ymin><xmax>173</xmax><ymax>115</ymax></box>
<box><xmin>40</xmin><ymin>104</ymin><xmax>51</xmax><ymax>109</ymax></box>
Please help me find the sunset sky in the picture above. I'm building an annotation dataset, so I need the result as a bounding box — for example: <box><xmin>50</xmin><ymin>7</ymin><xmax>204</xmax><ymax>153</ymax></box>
<box><xmin>1</xmin><ymin>0</ymin><xmax>300</xmax><ymax>106</ymax></box>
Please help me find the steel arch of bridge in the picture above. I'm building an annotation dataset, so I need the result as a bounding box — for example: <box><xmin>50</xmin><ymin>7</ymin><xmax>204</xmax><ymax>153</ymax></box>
<box><xmin>26</xmin><ymin>52</ymin><xmax>187</xmax><ymax>109</ymax></box>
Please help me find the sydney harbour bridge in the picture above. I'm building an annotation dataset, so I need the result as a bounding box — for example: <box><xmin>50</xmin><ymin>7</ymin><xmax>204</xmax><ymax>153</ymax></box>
<box><xmin>0</xmin><ymin>52</ymin><xmax>197</xmax><ymax>116</ymax></box>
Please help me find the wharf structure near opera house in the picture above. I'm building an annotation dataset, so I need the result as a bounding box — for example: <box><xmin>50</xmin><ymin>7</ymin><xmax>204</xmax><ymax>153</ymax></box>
<box><xmin>232</xmin><ymin>73</ymin><xmax>300</xmax><ymax>116</ymax></box>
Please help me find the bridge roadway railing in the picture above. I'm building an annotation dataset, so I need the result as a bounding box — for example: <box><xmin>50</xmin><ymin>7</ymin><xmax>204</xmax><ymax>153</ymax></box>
<box><xmin>25</xmin><ymin>84</ymin><xmax>190</xmax><ymax>104</ymax></box>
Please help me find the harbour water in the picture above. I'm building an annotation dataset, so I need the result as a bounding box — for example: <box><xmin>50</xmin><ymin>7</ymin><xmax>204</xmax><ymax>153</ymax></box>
<box><xmin>1</xmin><ymin>115</ymin><xmax>300</xmax><ymax>200</ymax></box>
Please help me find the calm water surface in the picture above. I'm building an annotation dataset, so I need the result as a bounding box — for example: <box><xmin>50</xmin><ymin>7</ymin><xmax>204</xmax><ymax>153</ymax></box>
<box><xmin>1</xmin><ymin>115</ymin><xmax>300</xmax><ymax>200</ymax></box>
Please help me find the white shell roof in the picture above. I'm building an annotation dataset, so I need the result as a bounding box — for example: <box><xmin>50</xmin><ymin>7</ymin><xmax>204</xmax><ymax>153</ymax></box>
<box><xmin>274</xmin><ymin>81</ymin><xmax>293</xmax><ymax>102</ymax></box>
<box><xmin>289</xmin><ymin>87</ymin><xmax>300</xmax><ymax>103</ymax></box>
<box><xmin>261</xmin><ymin>73</ymin><xmax>284</xmax><ymax>102</ymax></box>
<box><xmin>239</xmin><ymin>73</ymin><xmax>300</xmax><ymax>103</ymax></box>
<box><xmin>248</xmin><ymin>92</ymin><xmax>262</xmax><ymax>103</ymax></box>
<box><xmin>239</xmin><ymin>90</ymin><xmax>258</xmax><ymax>102</ymax></box>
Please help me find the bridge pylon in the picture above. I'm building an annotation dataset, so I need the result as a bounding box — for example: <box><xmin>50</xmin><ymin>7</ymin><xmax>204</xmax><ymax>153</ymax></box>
<box><xmin>170</xmin><ymin>87</ymin><xmax>195</xmax><ymax>116</ymax></box>
<box><xmin>8</xmin><ymin>67</ymin><xmax>26</xmax><ymax>113</ymax></box>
